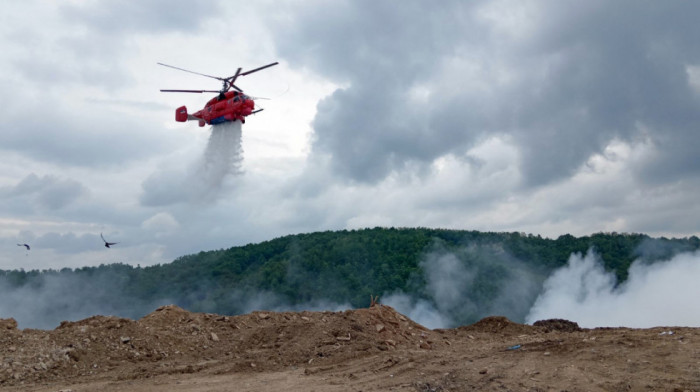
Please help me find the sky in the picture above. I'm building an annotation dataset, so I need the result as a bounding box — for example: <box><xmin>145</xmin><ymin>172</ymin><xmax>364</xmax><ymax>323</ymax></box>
<box><xmin>2</xmin><ymin>0</ymin><xmax>700</xmax><ymax>271</ymax></box>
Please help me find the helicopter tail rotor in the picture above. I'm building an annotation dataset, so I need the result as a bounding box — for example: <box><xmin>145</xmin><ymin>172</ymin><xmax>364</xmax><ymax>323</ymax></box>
<box><xmin>175</xmin><ymin>106</ymin><xmax>188</xmax><ymax>122</ymax></box>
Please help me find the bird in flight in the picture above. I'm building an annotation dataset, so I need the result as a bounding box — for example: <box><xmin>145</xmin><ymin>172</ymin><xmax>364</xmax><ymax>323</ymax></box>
<box><xmin>100</xmin><ymin>233</ymin><xmax>119</xmax><ymax>248</ymax></box>
<box><xmin>17</xmin><ymin>243</ymin><xmax>30</xmax><ymax>251</ymax></box>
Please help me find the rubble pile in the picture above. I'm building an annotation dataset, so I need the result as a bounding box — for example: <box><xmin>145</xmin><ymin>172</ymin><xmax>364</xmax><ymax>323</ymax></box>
<box><xmin>0</xmin><ymin>304</ymin><xmax>440</xmax><ymax>386</ymax></box>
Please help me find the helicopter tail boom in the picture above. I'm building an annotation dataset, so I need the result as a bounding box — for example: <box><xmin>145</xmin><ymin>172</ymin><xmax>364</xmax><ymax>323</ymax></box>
<box><xmin>175</xmin><ymin>106</ymin><xmax>200</xmax><ymax>123</ymax></box>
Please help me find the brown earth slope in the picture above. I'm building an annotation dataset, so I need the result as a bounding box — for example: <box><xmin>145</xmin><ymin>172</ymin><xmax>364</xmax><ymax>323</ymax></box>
<box><xmin>1</xmin><ymin>305</ymin><xmax>698</xmax><ymax>391</ymax></box>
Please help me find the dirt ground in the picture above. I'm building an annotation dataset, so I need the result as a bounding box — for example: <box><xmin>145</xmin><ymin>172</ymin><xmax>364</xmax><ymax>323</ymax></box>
<box><xmin>1</xmin><ymin>304</ymin><xmax>698</xmax><ymax>391</ymax></box>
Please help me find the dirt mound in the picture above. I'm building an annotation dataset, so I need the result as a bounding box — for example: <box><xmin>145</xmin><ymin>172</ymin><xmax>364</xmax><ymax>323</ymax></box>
<box><xmin>0</xmin><ymin>304</ymin><xmax>440</xmax><ymax>387</ymax></box>
<box><xmin>1</xmin><ymin>307</ymin><xmax>699</xmax><ymax>391</ymax></box>
<box><xmin>457</xmin><ymin>315</ymin><xmax>538</xmax><ymax>335</ymax></box>
<box><xmin>533</xmin><ymin>318</ymin><xmax>583</xmax><ymax>332</ymax></box>
<box><xmin>0</xmin><ymin>319</ymin><xmax>17</xmax><ymax>331</ymax></box>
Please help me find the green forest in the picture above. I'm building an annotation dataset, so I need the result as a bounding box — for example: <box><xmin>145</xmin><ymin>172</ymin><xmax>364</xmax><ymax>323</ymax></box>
<box><xmin>2</xmin><ymin>228</ymin><xmax>699</xmax><ymax>329</ymax></box>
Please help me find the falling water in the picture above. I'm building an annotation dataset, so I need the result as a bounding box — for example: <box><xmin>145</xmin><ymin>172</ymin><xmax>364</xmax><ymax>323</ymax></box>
<box><xmin>202</xmin><ymin>121</ymin><xmax>244</xmax><ymax>180</ymax></box>
<box><xmin>140</xmin><ymin>120</ymin><xmax>245</xmax><ymax>206</ymax></box>
<box><xmin>188</xmin><ymin>121</ymin><xmax>244</xmax><ymax>203</ymax></box>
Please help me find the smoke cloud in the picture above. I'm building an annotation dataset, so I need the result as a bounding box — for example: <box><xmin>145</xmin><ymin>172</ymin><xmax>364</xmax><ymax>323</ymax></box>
<box><xmin>526</xmin><ymin>249</ymin><xmax>700</xmax><ymax>328</ymax></box>
<box><xmin>0</xmin><ymin>271</ymin><xmax>173</xmax><ymax>330</ymax></box>
<box><xmin>381</xmin><ymin>294</ymin><xmax>450</xmax><ymax>330</ymax></box>
<box><xmin>0</xmin><ymin>273</ymin><xmax>350</xmax><ymax>330</ymax></box>
<box><xmin>383</xmin><ymin>243</ymin><xmax>544</xmax><ymax>329</ymax></box>
<box><xmin>7</xmin><ymin>237</ymin><xmax>700</xmax><ymax>331</ymax></box>
<box><xmin>224</xmin><ymin>289</ymin><xmax>351</xmax><ymax>316</ymax></box>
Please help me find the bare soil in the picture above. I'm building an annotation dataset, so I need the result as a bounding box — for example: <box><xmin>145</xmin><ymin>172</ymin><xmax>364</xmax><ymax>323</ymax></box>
<box><xmin>1</xmin><ymin>305</ymin><xmax>698</xmax><ymax>391</ymax></box>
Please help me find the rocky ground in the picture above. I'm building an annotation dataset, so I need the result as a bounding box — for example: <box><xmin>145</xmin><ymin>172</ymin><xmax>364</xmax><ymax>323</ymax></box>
<box><xmin>1</xmin><ymin>305</ymin><xmax>698</xmax><ymax>391</ymax></box>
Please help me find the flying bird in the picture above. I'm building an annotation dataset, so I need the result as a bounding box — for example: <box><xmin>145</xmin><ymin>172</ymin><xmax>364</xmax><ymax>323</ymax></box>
<box><xmin>100</xmin><ymin>233</ymin><xmax>119</xmax><ymax>248</ymax></box>
<box><xmin>17</xmin><ymin>243</ymin><xmax>30</xmax><ymax>251</ymax></box>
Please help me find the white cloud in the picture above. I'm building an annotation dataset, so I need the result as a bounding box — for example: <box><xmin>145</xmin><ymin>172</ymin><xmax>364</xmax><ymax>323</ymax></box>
<box><xmin>141</xmin><ymin>212</ymin><xmax>179</xmax><ymax>233</ymax></box>
<box><xmin>686</xmin><ymin>64</ymin><xmax>700</xmax><ymax>94</ymax></box>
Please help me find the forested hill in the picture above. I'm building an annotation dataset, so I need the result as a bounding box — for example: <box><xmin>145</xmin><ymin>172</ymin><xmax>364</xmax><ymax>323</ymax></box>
<box><xmin>2</xmin><ymin>228</ymin><xmax>700</xmax><ymax>329</ymax></box>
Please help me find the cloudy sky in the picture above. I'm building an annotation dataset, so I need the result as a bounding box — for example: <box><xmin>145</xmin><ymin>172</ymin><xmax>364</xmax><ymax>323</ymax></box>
<box><xmin>2</xmin><ymin>0</ymin><xmax>700</xmax><ymax>271</ymax></box>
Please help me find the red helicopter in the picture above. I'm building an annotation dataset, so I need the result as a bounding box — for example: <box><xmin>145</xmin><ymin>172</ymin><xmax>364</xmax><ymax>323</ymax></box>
<box><xmin>158</xmin><ymin>61</ymin><xmax>278</xmax><ymax>126</ymax></box>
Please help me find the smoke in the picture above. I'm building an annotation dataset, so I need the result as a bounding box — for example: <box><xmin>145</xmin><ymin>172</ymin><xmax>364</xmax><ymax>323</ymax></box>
<box><xmin>0</xmin><ymin>266</ymin><xmax>349</xmax><ymax>330</ymax></box>
<box><xmin>224</xmin><ymin>289</ymin><xmax>351</xmax><ymax>316</ymax></box>
<box><xmin>525</xmin><ymin>249</ymin><xmax>700</xmax><ymax>328</ymax></box>
<box><xmin>0</xmin><ymin>271</ymin><xmax>173</xmax><ymax>330</ymax></box>
<box><xmin>140</xmin><ymin>121</ymin><xmax>244</xmax><ymax>206</ymax></box>
<box><xmin>381</xmin><ymin>251</ymin><xmax>466</xmax><ymax>329</ymax></box>
<box><xmin>381</xmin><ymin>293</ymin><xmax>451</xmax><ymax>330</ymax></box>
<box><xmin>382</xmin><ymin>243</ymin><xmax>544</xmax><ymax>329</ymax></box>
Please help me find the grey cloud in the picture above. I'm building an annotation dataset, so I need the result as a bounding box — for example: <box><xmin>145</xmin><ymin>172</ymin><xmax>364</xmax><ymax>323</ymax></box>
<box><xmin>8</xmin><ymin>1</ymin><xmax>218</xmax><ymax>93</ymax></box>
<box><xmin>509</xmin><ymin>1</ymin><xmax>700</xmax><ymax>185</ymax></box>
<box><xmin>271</xmin><ymin>1</ymin><xmax>700</xmax><ymax>187</ymax></box>
<box><xmin>272</xmin><ymin>1</ymin><xmax>481</xmax><ymax>182</ymax></box>
<box><xmin>0</xmin><ymin>102</ymin><xmax>183</xmax><ymax>168</ymax></box>
<box><xmin>1</xmin><ymin>173</ymin><xmax>87</xmax><ymax>210</ymax></box>
<box><xmin>272</xmin><ymin>1</ymin><xmax>472</xmax><ymax>82</ymax></box>
<box><xmin>9</xmin><ymin>32</ymin><xmax>132</xmax><ymax>91</ymax></box>
<box><xmin>33</xmin><ymin>232</ymin><xmax>103</xmax><ymax>254</ymax></box>
<box><xmin>59</xmin><ymin>0</ymin><xmax>218</xmax><ymax>35</ymax></box>
<box><xmin>140</xmin><ymin>168</ymin><xmax>195</xmax><ymax>207</ymax></box>
<box><xmin>634</xmin><ymin>135</ymin><xmax>700</xmax><ymax>185</ymax></box>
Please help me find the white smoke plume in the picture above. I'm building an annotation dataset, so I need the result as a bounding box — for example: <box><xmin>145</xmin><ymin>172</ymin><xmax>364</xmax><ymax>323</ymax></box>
<box><xmin>382</xmin><ymin>252</ymin><xmax>474</xmax><ymax>329</ymax></box>
<box><xmin>0</xmin><ymin>272</ymin><xmax>174</xmax><ymax>330</ymax></box>
<box><xmin>225</xmin><ymin>289</ymin><xmax>351</xmax><ymax>316</ymax></box>
<box><xmin>526</xmin><ymin>249</ymin><xmax>700</xmax><ymax>328</ymax></box>
<box><xmin>383</xmin><ymin>244</ymin><xmax>544</xmax><ymax>329</ymax></box>
<box><xmin>381</xmin><ymin>293</ymin><xmax>451</xmax><ymax>330</ymax></box>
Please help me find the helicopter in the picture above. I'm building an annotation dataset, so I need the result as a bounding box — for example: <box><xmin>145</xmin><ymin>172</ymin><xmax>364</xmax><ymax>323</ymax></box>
<box><xmin>158</xmin><ymin>61</ymin><xmax>278</xmax><ymax>126</ymax></box>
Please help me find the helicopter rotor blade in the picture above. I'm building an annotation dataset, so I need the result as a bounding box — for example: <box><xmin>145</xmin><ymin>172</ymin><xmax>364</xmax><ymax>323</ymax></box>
<box><xmin>226</xmin><ymin>68</ymin><xmax>243</xmax><ymax>88</ymax></box>
<box><xmin>240</xmin><ymin>62</ymin><xmax>279</xmax><ymax>76</ymax></box>
<box><xmin>160</xmin><ymin>89</ymin><xmax>221</xmax><ymax>93</ymax></box>
<box><xmin>227</xmin><ymin>63</ymin><xmax>278</xmax><ymax>92</ymax></box>
<box><xmin>158</xmin><ymin>61</ymin><xmax>278</xmax><ymax>95</ymax></box>
<box><xmin>157</xmin><ymin>63</ymin><xmax>224</xmax><ymax>81</ymax></box>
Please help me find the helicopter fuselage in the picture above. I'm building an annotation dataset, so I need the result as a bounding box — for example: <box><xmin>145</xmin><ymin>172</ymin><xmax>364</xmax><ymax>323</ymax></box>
<box><xmin>176</xmin><ymin>91</ymin><xmax>256</xmax><ymax>126</ymax></box>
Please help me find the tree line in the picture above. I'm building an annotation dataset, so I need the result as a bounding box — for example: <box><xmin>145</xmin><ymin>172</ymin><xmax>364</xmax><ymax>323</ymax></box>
<box><xmin>2</xmin><ymin>228</ymin><xmax>698</xmax><ymax>327</ymax></box>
